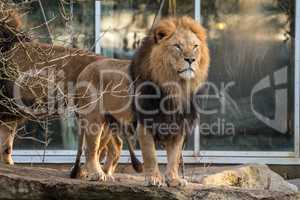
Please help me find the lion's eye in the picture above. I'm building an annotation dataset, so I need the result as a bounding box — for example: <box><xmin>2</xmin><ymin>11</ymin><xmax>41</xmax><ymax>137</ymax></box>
<box><xmin>173</xmin><ymin>44</ymin><xmax>182</xmax><ymax>52</ymax></box>
<box><xmin>193</xmin><ymin>44</ymin><xmax>200</xmax><ymax>49</ymax></box>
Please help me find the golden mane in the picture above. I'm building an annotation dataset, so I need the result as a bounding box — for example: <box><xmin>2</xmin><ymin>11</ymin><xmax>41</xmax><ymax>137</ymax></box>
<box><xmin>129</xmin><ymin>16</ymin><xmax>210</xmax><ymax>138</ymax></box>
<box><xmin>129</xmin><ymin>16</ymin><xmax>210</xmax><ymax>94</ymax></box>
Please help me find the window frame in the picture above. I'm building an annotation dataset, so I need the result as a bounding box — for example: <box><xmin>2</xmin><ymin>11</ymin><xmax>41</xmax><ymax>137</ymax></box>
<box><xmin>13</xmin><ymin>0</ymin><xmax>300</xmax><ymax>165</ymax></box>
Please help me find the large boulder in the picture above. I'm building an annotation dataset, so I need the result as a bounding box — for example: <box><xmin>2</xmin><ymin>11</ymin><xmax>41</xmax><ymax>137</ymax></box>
<box><xmin>198</xmin><ymin>164</ymin><xmax>298</xmax><ymax>193</ymax></box>
<box><xmin>0</xmin><ymin>164</ymin><xmax>299</xmax><ymax>200</ymax></box>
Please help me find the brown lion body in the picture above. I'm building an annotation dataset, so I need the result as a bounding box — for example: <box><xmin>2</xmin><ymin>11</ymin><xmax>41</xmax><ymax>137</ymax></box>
<box><xmin>0</xmin><ymin>44</ymin><xmax>129</xmax><ymax>176</ymax></box>
<box><xmin>0</xmin><ymin>42</ymin><xmax>103</xmax><ymax>164</ymax></box>
<box><xmin>72</xmin><ymin>16</ymin><xmax>209</xmax><ymax>186</ymax></box>
<box><xmin>70</xmin><ymin>59</ymin><xmax>142</xmax><ymax>179</ymax></box>
<box><xmin>0</xmin><ymin>9</ymin><xmax>135</xmax><ymax>174</ymax></box>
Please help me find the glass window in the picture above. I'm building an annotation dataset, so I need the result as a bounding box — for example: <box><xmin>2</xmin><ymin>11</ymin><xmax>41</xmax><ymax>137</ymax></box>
<box><xmin>199</xmin><ymin>0</ymin><xmax>295</xmax><ymax>151</ymax></box>
<box><xmin>13</xmin><ymin>0</ymin><xmax>296</xmax><ymax>155</ymax></box>
<box><xmin>99</xmin><ymin>0</ymin><xmax>196</xmax><ymax>150</ymax></box>
<box><xmin>99</xmin><ymin>0</ymin><xmax>194</xmax><ymax>59</ymax></box>
<box><xmin>15</xmin><ymin>0</ymin><xmax>95</xmax><ymax>49</ymax></box>
<box><xmin>14</xmin><ymin>0</ymin><xmax>94</xmax><ymax>150</ymax></box>
<box><xmin>14</xmin><ymin>0</ymin><xmax>196</xmax><ymax>151</ymax></box>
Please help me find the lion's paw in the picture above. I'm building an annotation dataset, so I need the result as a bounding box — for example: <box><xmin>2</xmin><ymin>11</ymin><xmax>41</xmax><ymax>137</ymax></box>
<box><xmin>105</xmin><ymin>173</ymin><xmax>115</xmax><ymax>182</ymax></box>
<box><xmin>86</xmin><ymin>170</ymin><xmax>107</xmax><ymax>182</ymax></box>
<box><xmin>166</xmin><ymin>178</ymin><xmax>188</xmax><ymax>188</ymax></box>
<box><xmin>1</xmin><ymin>154</ymin><xmax>14</xmax><ymax>165</ymax></box>
<box><xmin>144</xmin><ymin>173</ymin><xmax>164</xmax><ymax>187</ymax></box>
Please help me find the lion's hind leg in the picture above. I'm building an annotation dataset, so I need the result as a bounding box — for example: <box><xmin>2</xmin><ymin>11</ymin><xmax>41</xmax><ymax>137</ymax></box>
<box><xmin>102</xmin><ymin>135</ymin><xmax>123</xmax><ymax>178</ymax></box>
<box><xmin>81</xmin><ymin>115</ymin><xmax>108</xmax><ymax>182</ymax></box>
<box><xmin>110</xmin><ymin>135</ymin><xmax>123</xmax><ymax>173</ymax></box>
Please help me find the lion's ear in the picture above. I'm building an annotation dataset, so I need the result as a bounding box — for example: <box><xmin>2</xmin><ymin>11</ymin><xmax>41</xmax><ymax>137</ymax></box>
<box><xmin>8</xmin><ymin>11</ymin><xmax>22</xmax><ymax>30</ymax></box>
<box><xmin>1</xmin><ymin>10</ymin><xmax>22</xmax><ymax>30</ymax></box>
<box><xmin>153</xmin><ymin>20</ymin><xmax>176</xmax><ymax>43</ymax></box>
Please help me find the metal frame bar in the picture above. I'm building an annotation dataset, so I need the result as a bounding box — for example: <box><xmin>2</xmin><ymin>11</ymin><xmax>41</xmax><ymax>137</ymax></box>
<box><xmin>12</xmin><ymin>151</ymin><xmax>300</xmax><ymax>165</ymax></box>
<box><xmin>13</xmin><ymin>150</ymin><xmax>194</xmax><ymax>157</ymax></box>
<box><xmin>193</xmin><ymin>0</ymin><xmax>201</xmax><ymax>156</ymax></box>
<box><xmin>294</xmin><ymin>0</ymin><xmax>300</xmax><ymax>158</ymax></box>
<box><xmin>95</xmin><ymin>0</ymin><xmax>101</xmax><ymax>54</ymax></box>
<box><xmin>12</xmin><ymin>0</ymin><xmax>300</xmax><ymax>165</ymax></box>
<box><xmin>13</xmin><ymin>150</ymin><xmax>293</xmax><ymax>158</ymax></box>
<box><xmin>194</xmin><ymin>0</ymin><xmax>201</xmax><ymax>23</ymax></box>
<box><xmin>199</xmin><ymin>151</ymin><xmax>295</xmax><ymax>157</ymax></box>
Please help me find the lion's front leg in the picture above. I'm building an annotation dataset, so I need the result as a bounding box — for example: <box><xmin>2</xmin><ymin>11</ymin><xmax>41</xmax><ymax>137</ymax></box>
<box><xmin>138</xmin><ymin>124</ymin><xmax>163</xmax><ymax>186</ymax></box>
<box><xmin>165</xmin><ymin>134</ymin><xmax>187</xmax><ymax>187</ymax></box>
<box><xmin>0</xmin><ymin>123</ymin><xmax>16</xmax><ymax>165</ymax></box>
<box><xmin>83</xmin><ymin>118</ymin><xmax>107</xmax><ymax>182</ymax></box>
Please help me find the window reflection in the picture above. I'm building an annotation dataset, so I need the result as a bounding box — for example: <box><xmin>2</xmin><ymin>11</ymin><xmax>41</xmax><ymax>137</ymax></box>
<box><xmin>16</xmin><ymin>0</ymin><xmax>95</xmax><ymax>49</ymax></box>
<box><xmin>14</xmin><ymin>0</ymin><xmax>196</xmax><ymax>150</ymax></box>
<box><xmin>12</xmin><ymin>0</ymin><xmax>295</xmax><ymax>153</ymax></box>
<box><xmin>14</xmin><ymin>0</ymin><xmax>94</xmax><ymax>150</ymax></box>
<box><xmin>199</xmin><ymin>0</ymin><xmax>295</xmax><ymax>151</ymax></box>
<box><xmin>99</xmin><ymin>0</ymin><xmax>194</xmax><ymax>59</ymax></box>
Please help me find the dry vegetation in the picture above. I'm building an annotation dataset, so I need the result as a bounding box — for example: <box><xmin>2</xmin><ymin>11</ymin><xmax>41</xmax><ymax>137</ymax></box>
<box><xmin>0</xmin><ymin>0</ymin><xmax>99</xmax><ymax>150</ymax></box>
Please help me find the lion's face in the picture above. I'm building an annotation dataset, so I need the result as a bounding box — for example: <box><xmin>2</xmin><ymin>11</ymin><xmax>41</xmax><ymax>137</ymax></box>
<box><xmin>148</xmin><ymin>16</ymin><xmax>210</xmax><ymax>92</ymax></box>
<box><xmin>163</xmin><ymin>28</ymin><xmax>201</xmax><ymax>80</ymax></box>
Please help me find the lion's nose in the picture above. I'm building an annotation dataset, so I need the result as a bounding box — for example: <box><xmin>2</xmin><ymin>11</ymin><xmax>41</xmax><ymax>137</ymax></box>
<box><xmin>184</xmin><ymin>57</ymin><xmax>196</xmax><ymax>65</ymax></box>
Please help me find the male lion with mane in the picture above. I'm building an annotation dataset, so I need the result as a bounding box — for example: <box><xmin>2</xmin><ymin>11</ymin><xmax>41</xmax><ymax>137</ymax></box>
<box><xmin>71</xmin><ymin>16</ymin><xmax>209</xmax><ymax>187</ymax></box>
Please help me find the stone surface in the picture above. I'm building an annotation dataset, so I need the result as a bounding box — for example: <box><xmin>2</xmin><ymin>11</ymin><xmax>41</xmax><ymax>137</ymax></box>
<box><xmin>289</xmin><ymin>179</ymin><xmax>300</xmax><ymax>190</ymax></box>
<box><xmin>196</xmin><ymin>164</ymin><xmax>298</xmax><ymax>193</ymax></box>
<box><xmin>0</xmin><ymin>164</ymin><xmax>299</xmax><ymax>200</ymax></box>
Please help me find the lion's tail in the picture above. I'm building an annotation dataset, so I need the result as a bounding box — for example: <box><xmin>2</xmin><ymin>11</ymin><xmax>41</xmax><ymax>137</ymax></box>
<box><xmin>125</xmin><ymin>123</ymin><xmax>143</xmax><ymax>173</ymax></box>
<box><xmin>104</xmin><ymin>113</ymin><xmax>143</xmax><ymax>173</ymax></box>
<box><xmin>70</xmin><ymin>114</ymin><xmax>85</xmax><ymax>178</ymax></box>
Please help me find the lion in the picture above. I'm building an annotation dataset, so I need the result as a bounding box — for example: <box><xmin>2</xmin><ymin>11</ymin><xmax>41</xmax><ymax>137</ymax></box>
<box><xmin>0</xmin><ymin>7</ymin><xmax>142</xmax><ymax>176</ymax></box>
<box><xmin>71</xmin><ymin>16</ymin><xmax>209</xmax><ymax>187</ymax></box>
